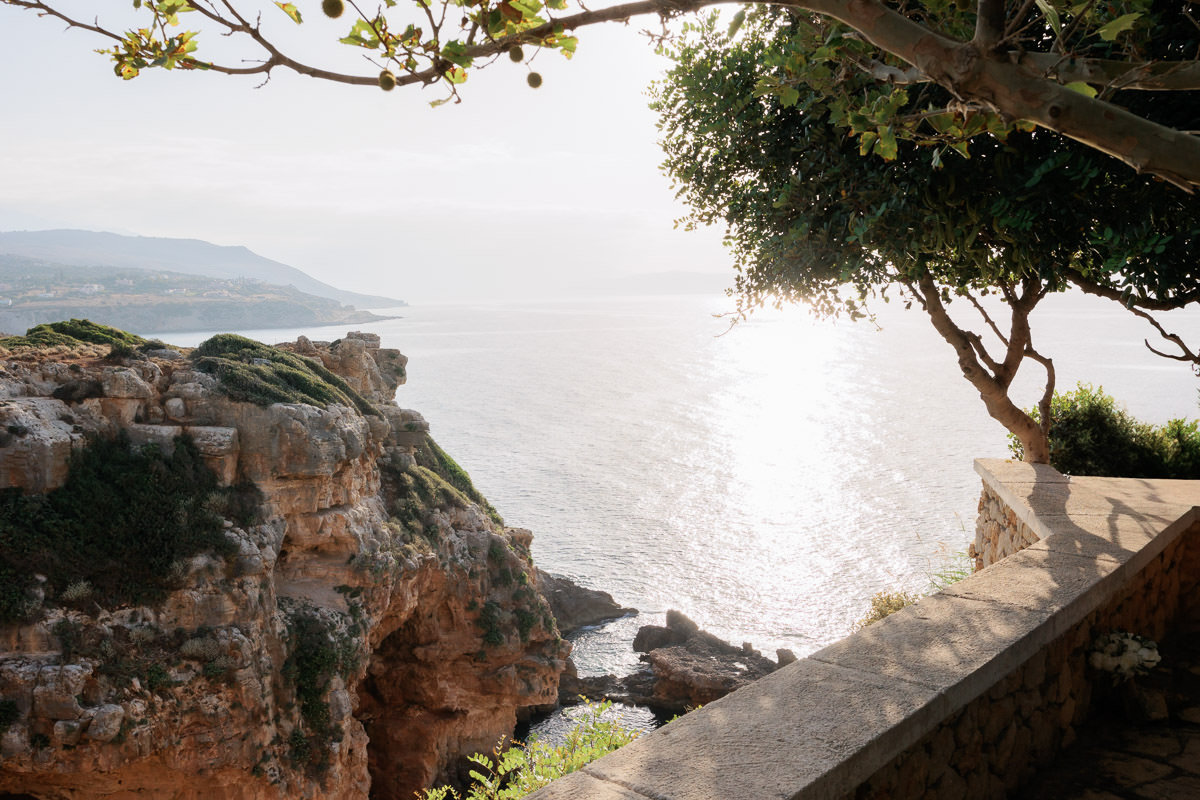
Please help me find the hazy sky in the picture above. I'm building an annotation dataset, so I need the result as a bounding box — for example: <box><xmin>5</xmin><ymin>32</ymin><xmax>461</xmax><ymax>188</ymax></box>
<box><xmin>0</xmin><ymin>3</ymin><xmax>730</xmax><ymax>302</ymax></box>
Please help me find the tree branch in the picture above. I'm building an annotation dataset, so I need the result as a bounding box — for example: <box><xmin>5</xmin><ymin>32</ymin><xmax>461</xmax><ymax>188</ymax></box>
<box><xmin>973</xmin><ymin>0</ymin><xmax>1004</xmax><ymax>52</ymax></box>
<box><xmin>909</xmin><ymin>270</ymin><xmax>1050</xmax><ymax>462</ymax></box>
<box><xmin>8</xmin><ymin>0</ymin><xmax>1200</xmax><ymax>187</ymax></box>
<box><xmin>1015</xmin><ymin>53</ymin><xmax>1200</xmax><ymax>92</ymax></box>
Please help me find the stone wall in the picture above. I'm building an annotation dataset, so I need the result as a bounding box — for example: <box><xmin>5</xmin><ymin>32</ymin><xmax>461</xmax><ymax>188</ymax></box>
<box><xmin>849</xmin><ymin>522</ymin><xmax>1199</xmax><ymax>800</ymax></box>
<box><xmin>971</xmin><ymin>480</ymin><xmax>1041</xmax><ymax>569</ymax></box>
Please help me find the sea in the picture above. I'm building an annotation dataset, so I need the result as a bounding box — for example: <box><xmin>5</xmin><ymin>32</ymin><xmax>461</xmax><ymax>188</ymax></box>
<box><xmin>157</xmin><ymin>290</ymin><xmax>1200</xmax><ymax>733</ymax></box>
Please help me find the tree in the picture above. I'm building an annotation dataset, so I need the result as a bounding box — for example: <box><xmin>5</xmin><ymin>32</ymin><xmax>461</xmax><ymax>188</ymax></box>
<box><xmin>3</xmin><ymin>0</ymin><xmax>1199</xmax><ymax>189</ymax></box>
<box><xmin>649</xmin><ymin>9</ymin><xmax>1200</xmax><ymax>462</ymax></box>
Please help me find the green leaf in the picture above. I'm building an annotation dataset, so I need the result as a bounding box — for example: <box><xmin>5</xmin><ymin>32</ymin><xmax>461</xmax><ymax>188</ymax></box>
<box><xmin>876</xmin><ymin>126</ymin><xmax>898</xmax><ymax>160</ymax></box>
<box><xmin>1063</xmin><ymin>81</ymin><xmax>1098</xmax><ymax>98</ymax></box>
<box><xmin>727</xmin><ymin>9</ymin><xmax>746</xmax><ymax>39</ymax></box>
<box><xmin>1097</xmin><ymin>12</ymin><xmax>1140</xmax><ymax>41</ymax></box>
<box><xmin>274</xmin><ymin>1</ymin><xmax>303</xmax><ymax>24</ymax></box>
<box><xmin>1035</xmin><ymin>0</ymin><xmax>1062</xmax><ymax>38</ymax></box>
<box><xmin>858</xmin><ymin>131</ymin><xmax>878</xmax><ymax>156</ymax></box>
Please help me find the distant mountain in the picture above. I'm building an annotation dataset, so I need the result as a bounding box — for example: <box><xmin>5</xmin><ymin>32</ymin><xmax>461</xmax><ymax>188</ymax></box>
<box><xmin>0</xmin><ymin>229</ymin><xmax>405</xmax><ymax>309</ymax></box>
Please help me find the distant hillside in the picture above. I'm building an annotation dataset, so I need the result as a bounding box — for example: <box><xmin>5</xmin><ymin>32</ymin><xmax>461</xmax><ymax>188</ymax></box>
<box><xmin>0</xmin><ymin>255</ymin><xmax>397</xmax><ymax>335</ymax></box>
<box><xmin>0</xmin><ymin>229</ymin><xmax>405</xmax><ymax>309</ymax></box>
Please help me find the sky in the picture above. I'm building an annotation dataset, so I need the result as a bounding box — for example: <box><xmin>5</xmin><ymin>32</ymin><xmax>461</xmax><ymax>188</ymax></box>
<box><xmin>0</xmin><ymin>1</ymin><xmax>731</xmax><ymax>303</ymax></box>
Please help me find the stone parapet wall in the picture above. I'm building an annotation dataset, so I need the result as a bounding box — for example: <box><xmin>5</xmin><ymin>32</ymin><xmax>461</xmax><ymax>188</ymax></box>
<box><xmin>850</xmin><ymin>523</ymin><xmax>1195</xmax><ymax>800</ymax></box>
<box><xmin>971</xmin><ymin>480</ymin><xmax>1040</xmax><ymax>569</ymax></box>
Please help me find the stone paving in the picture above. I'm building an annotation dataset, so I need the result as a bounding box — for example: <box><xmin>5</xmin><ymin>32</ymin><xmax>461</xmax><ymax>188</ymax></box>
<box><xmin>1019</xmin><ymin>629</ymin><xmax>1200</xmax><ymax>800</ymax></box>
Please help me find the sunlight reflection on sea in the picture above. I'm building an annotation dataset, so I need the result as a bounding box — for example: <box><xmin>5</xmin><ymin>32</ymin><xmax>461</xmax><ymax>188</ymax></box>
<box><xmin>158</xmin><ymin>291</ymin><xmax>1200</xmax><ymax>676</ymax></box>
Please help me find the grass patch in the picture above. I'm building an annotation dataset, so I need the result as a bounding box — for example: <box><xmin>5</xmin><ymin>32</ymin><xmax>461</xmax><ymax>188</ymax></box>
<box><xmin>0</xmin><ymin>434</ymin><xmax>245</xmax><ymax>622</ymax></box>
<box><xmin>414</xmin><ymin>436</ymin><xmax>503</xmax><ymax>526</ymax></box>
<box><xmin>191</xmin><ymin>333</ymin><xmax>377</xmax><ymax>416</ymax></box>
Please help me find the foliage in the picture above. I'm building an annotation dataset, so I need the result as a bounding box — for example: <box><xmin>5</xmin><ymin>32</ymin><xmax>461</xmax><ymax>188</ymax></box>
<box><xmin>415</xmin><ymin>435</ymin><xmax>503</xmax><ymax>526</ymax></box>
<box><xmin>282</xmin><ymin>606</ymin><xmax>358</xmax><ymax>747</ymax></box>
<box><xmin>925</xmin><ymin>551</ymin><xmax>974</xmax><ymax>593</ymax></box>
<box><xmin>650</xmin><ymin>9</ymin><xmax>1200</xmax><ymax>461</ymax></box>
<box><xmin>0</xmin><ymin>434</ymin><xmax>244</xmax><ymax>622</ymax></box>
<box><xmin>856</xmin><ymin>550</ymin><xmax>973</xmax><ymax>630</ymax></box>
<box><xmin>1008</xmin><ymin>384</ymin><xmax>1200</xmax><ymax>479</ymax></box>
<box><xmin>418</xmin><ymin>701</ymin><xmax>638</xmax><ymax>800</ymax></box>
<box><xmin>191</xmin><ymin>333</ymin><xmax>377</xmax><ymax>416</ymax></box>
<box><xmin>652</xmin><ymin>11</ymin><xmax>1200</xmax><ymax>322</ymax></box>
<box><xmin>5</xmin><ymin>0</ymin><xmax>1199</xmax><ymax>190</ymax></box>
<box><xmin>853</xmin><ymin>590</ymin><xmax>920</xmax><ymax>631</ymax></box>
<box><xmin>0</xmin><ymin>319</ymin><xmax>149</xmax><ymax>352</ymax></box>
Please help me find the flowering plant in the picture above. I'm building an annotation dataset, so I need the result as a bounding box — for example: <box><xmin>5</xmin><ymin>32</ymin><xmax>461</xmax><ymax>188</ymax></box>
<box><xmin>1089</xmin><ymin>631</ymin><xmax>1161</xmax><ymax>683</ymax></box>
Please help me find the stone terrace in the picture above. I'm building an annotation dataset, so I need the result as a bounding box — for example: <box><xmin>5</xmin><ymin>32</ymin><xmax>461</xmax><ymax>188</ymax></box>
<box><xmin>527</xmin><ymin>459</ymin><xmax>1200</xmax><ymax>800</ymax></box>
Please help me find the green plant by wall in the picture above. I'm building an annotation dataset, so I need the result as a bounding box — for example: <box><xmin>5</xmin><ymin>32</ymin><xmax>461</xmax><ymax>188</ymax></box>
<box><xmin>1009</xmin><ymin>383</ymin><xmax>1200</xmax><ymax>479</ymax></box>
<box><xmin>0</xmin><ymin>434</ymin><xmax>244</xmax><ymax>622</ymax></box>
<box><xmin>418</xmin><ymin>701</ymin><xmax>638</xmax><ymax>800</ymax></box>
<box><xmin>191</xmin><ymin>333</ymin><xmax>377</xmax><ymax>416</ymax></box>
<box><xmin>854</xmin><ymin>590</ymin><xmax>920</xmax><ymax>631</ymax></box>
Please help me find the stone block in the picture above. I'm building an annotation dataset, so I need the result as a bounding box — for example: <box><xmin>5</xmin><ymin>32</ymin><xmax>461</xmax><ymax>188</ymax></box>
<box><xmin>85</xmin><ymin>704</ymin><xmax>124</xmax><ymax>742</ymax></box>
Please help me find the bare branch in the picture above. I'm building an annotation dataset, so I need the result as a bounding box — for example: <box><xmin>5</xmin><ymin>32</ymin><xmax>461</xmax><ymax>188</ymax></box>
<box><xmin>966</xmin><ymin>292</ymin><xmax>1009</xmax><ymax>347</ymax></box>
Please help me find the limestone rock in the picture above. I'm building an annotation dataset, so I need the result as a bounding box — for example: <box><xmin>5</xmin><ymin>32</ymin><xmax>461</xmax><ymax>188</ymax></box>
<box><xmin>536</xmin><ymin>571</ymin><xmax>636</xmax><ymax>636</ymax></box>
<box><xmin>0</xmin><ymin>332</ymin><xmax>567</xmax><ymax>800</ymax></box>
<box><xmin>568</xmin><ymin>610</ymin><xmax>780</xmax><ymax>714</ymax></box>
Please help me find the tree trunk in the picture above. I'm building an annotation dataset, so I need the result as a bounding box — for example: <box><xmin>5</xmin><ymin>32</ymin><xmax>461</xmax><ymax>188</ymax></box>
<box><xmin>910</xmin><ymin>271</ymin><xmax>1052</xmax><ymax>464</ymax></box>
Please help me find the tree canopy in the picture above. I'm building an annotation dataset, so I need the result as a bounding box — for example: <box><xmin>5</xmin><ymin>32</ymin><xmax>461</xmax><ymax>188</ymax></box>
<box><xmin>3</xmin><ymin>0</ymin><xmax>1200</xmax><ymax>189</ymax></box>
<box><xmin>650</xmin><ymin>9</ymin><xmax>1200</xmax><ymax>461</ymax></box>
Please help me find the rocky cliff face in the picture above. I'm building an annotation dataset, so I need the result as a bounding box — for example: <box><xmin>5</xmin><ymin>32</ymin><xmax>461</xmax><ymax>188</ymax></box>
<box><xmin>0</xmin><ymin>328</ymin><xmax>569</xmax><ymax>799</ymax></box>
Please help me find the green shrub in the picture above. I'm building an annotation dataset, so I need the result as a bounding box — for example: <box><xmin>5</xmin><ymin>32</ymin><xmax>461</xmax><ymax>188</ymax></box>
<box><xmin>1009</xmin><ymin>383</ymin><xmax>1200</xmax><ymax>478</ymax></box>
<box><xmin>191</xmin><ymin>334</ymin><xmax>377</xmax><ymax>416</ymax></box>
<box><xmin>0</xmin><ymin>434</ymin><xmax>241</xmax><ymax>621</ymax></box>
<box><xmin>419</xmin><ymin>701</ymin><xmax>638</xmax><ymax>800</ymax></box>
<box><xmin>0</xmin><ymin>319</ymin><xmax>148</xmax><ymax>352</ymax></box>
<box><xmin>282</xmin><ymin>608</ymin><xmax>357</xmax><ymax>744</ymax></box>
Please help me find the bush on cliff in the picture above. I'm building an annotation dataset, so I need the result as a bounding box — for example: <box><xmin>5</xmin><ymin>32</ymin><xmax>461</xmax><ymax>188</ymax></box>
<box><xmin>191</xmin><ymin>333</ymin><xmax>377</xmax><ymax>416</ymax></box>
<box><xmin>419</xmin><ymin>701</ymin><xmax>638</xmax><ymax>800</ymax></box>
<box><xmin>415</xmin><ymin>435</ymin><xmax>503</xmax><ymax>526</ymax></box>
<box><xmin>0</xmin><ymin>319</ymin><xmax>149</xmax><ymax>352</ymax></box>
<box><xmin>0</xmin><ymin>434</ymin><xmax>242</xmax><ymax>621</ymax></box>
<box><xmin>1008</xmin><ymin>384</ymin><xmax>1200</xmax><ymax>479</ymax></box>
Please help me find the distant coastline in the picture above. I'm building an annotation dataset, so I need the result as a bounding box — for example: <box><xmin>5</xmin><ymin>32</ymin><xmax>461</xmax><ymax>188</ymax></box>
<box><xmin>0</xmin><ymin>249</ymin><xmax>403</xmax><ymax>336</ymax></box>
<box><xmin>0</xmin><ymin>302</ymin><xmax>399</xmax><ymax>337</ymax></box>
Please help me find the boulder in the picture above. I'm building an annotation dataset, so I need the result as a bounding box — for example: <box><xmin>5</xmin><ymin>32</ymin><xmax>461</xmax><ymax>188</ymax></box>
<box><xmin>536</xmin><ymin>570</ymin><xmax>636</xmax><ymax>636</ymax></box>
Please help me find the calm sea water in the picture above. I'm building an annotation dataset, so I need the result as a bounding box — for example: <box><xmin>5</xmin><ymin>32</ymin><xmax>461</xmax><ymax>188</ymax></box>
<box><xmin>159</xmin><ymin>291</ymin><xmax>1200</xmax><ymax>682</ymax></box>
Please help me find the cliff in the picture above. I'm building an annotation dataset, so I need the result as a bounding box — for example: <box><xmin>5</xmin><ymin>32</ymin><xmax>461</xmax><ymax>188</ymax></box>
<box><xmin>0</xmin><ymin>323</ymin><xmax>568</xmax><ymax>799</ymax></box>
